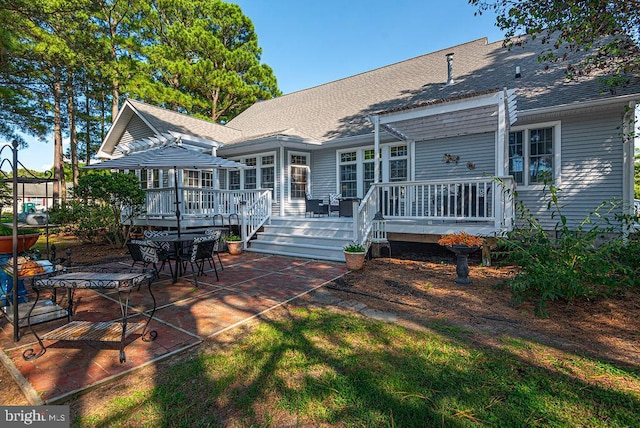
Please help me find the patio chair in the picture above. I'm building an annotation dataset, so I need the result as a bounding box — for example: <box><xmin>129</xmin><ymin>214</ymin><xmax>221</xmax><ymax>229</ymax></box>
<box><xmin>212</xmin><ymin>213</ymin><xmax>224</xmax><ymax>227</ymax></box>
<box><xmin>143</xmin><ymin>229</ymin><xmax>173</xmax><ymax>253</ymax></box>
<box><xmin>305</xmin><ymin>194</ymin><xmax>329</xmax><ymax>217</ymax></box>
<box><xmin>126</xmin><ymin>239</ymin><xmax>173</xmax><ymax>280</ymax></box>
<box><xmin>228</xmin><ymin>213</ymin><xmax>240</xmax><ymax>236</ymax></box>
<box><xmin>184</xmin><ymin>235</ymin><xmax>219</xmax><ymax>286</ymax></box>
<box><xmin>204</xmin><ymin>228</ymin><xmax>224</xmax><ymax>270</ymax></box>
<box><xmin>328</xmin><ymin>193</ymin><xmax>341</xmax><ymax>216</ymax></box>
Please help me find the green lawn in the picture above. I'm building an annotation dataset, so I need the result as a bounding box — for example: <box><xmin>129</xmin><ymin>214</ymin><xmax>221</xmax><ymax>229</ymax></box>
<box><xmin>74</xmin><ymin>306</ymin><xmax>640</xmax><ymax>427</ymax></box>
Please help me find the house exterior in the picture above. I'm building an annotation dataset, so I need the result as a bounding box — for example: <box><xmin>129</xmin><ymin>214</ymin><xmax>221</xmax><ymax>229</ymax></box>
<box><xmin>96</xmin><ymin>35</ymin><xmax>640</xmax><ymax>261</ymax></box>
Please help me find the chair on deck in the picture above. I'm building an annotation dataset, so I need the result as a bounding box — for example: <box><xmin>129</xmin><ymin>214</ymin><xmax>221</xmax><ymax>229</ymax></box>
<box><xmin>126</xmin><ymin>239</ymin><xmax>174</xmax><ymax>280</ymax></box>
<box><xmin>305</xmin><ymin>194</ymin><xmax>329</xmax><ymax>217</ymax></box>
<box><xmin>184</xmin><ymin>236</ymin><xmax>219</xmax><ymax>286</ymax></box>
<box><xmin>328</xmin><ymin>193</ymin><xmax>341</xmax><ymax>216</ymax></box>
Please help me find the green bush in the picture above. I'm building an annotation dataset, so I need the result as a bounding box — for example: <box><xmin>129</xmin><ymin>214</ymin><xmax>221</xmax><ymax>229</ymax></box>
<box><xmin>50</xmin><ymin>172</ymin><xmax>145</xmax><ymax>247</ymax></box>
<box><xmin>497</xmin><ymin>182</ymin><xmax>639</xmax><ymax>317</ymax></box>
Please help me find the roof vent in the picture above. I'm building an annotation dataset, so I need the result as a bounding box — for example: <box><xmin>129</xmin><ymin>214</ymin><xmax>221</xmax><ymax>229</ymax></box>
<box><xmin>515</xmin><ymin>66</ymin><xmax>521</xmax><ymax>78</ymax></box>
<box><xmin>446</xmin><ymin>53</ymin><xmax>455</xmax><ymax>85</ymax></box>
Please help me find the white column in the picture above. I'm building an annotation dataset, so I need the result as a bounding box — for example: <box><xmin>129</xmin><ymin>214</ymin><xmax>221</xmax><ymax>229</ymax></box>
<box><xmin>372</xmin><ymin>115</ymin><xmax>381</xmax><ymax>184</ymax></box>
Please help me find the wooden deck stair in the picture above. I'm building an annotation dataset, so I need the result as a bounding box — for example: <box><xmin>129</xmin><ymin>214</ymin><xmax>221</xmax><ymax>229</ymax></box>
<box><xmin>248</xmin><ymin>217</ymin><xmax>354</xmax><ymax>262</ymax></box>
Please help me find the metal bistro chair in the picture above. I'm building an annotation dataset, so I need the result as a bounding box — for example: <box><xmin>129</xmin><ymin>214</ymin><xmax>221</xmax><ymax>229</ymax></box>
<box><xmin>212</xmin><ymin>213</ymin><xmax>224</xmax><ymax>227</ymax></box>
<box><xmin>126</xmin><ymin>239</ymin><xmax>174</xmax><ymax>280</ymax></box>
<box><xmin>185</xmin><ymin>236</ymin><xmax>219</xmax><ymax>286</ymax></box>
<box><xmin>204</xmin><ymin>229</ymin><xmax>224</xmax><ymax>270</ymax></box>
<box><xmin>227</xmin><ymin>213</ymin><xmax>240</xmax><ymax>236</ymax></box>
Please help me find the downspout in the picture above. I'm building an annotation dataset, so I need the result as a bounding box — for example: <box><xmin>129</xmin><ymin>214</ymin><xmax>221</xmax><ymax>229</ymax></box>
<box><xmin>495</xmin><ymin>89</ymin><xmax>508</xmax><ymax>232</ymax></box>
<box><xmin>279</xmin><ymin>145</ymin><xmax>285</xmax><ymax>217</ymax></box>
<box><xmin>622</xmin><ymin>101</ymin><xmax>637</xmax><ymax>238</ymax></box>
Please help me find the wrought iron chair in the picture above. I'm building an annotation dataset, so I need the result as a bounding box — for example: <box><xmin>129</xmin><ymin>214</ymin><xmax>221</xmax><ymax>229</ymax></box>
<box><xmin>184</xmin><ymin>236</ymin><xmax>219</xmax><ymax>286</ymax></box>
<box><xmin>227</xmin><ymin>213</ymin><xmax>240</xmax><ymax>236</ymax></box>
<box><xmin>126</xmin><ymin>239</ymin><xmax>173</xmax><ymax>280</ymax></box>
<box><xmin>212</xmin><ymin>213</ymin><xmax>225</xmax><ymax>227</ymax></box>
<box><xmin>204</xmin><ymin>229</ymin><xmax>224</xmax><ymax>270</ymax></box>
<box><xmin>143</xmin><ymin>229</ymin><xmax>174</xmax><ymax>254</ymax></box>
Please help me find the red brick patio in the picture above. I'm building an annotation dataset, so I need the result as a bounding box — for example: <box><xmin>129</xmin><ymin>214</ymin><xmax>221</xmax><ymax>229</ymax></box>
<box><xmin>0</xmin><ymin>252</ymin><xmax>348</xmax><ymax>404</ymax></box>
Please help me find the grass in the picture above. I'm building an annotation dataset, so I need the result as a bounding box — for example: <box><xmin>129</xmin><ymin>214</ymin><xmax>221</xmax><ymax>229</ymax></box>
<box><xmin>73</xmin><ymin>307</ymin><xmax>640</xmax><ymax>427</ymax></box>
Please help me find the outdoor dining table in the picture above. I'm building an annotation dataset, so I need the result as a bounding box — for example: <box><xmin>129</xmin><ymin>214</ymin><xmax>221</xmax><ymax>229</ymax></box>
<box><xmin>147</xmin><ymin>233</ymin><xmax>207</xmax><ymax>283</ymax></box>
<box><xmin>23</xmin><ymin>266</ymin><xmax>157</xmax><ymax>363</ymax></box>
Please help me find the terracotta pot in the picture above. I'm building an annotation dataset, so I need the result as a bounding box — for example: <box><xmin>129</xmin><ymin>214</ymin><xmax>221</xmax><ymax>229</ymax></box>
<box><xmin>0</xmin><ymin>233</ymin><xmax>41</xmax><ymax>254</ymax></box>
<box><xmin>226</xmin><ymin>241</ymin><xmax>243</xmax><ymax>255</ymax></box>
<box><xmin>344</xmin><ymin>251</ymin><xmax>366</xmax><ymax>270</ymax></box>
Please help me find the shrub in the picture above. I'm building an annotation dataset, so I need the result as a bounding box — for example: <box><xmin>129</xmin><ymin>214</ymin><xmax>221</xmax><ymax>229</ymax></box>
<box><xmin>496</xmin><ymin>182</ymin><xmax>638</xmax><ymax>317</ymax></box>
<box><xmin>50</xmin><ymin>172</ymin><xmax>145</xmax><ymax>248</ymax></box>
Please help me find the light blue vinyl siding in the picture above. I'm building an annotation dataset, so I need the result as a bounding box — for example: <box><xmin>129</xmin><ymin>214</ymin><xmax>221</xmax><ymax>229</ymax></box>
<box><xmin>414</xmin><ymin>132</ymin><xmax>496</xmax><ymax>180</ymax></box>
<box><xmin>516</xmin><ymin>109</ymin><xmax>625</xmax><ymax>231</ymax></box>
<box><xmin>121</xmin><ymin>115</ymin><xmax>155</xmax><ymax>145</ymax></box>
<box><xmin>310</xmin><ymin>149</ymin><xmax>338</xmax><ymax>200</ymax></box>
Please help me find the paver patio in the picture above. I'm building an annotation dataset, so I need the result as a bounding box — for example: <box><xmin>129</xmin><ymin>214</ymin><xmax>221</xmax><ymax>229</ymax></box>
<box><xmin>0</xmin><ymin>252</ymin><xmax>348</xmax><ymax>404</ymax></box>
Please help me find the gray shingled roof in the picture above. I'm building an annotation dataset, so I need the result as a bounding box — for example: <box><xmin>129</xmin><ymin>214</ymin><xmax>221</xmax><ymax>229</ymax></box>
<box><xmin>127</xmin><ymin>99</ymin><xmax>243</xmax><ymax>144</ymax></box>
<box><xmin>118</xmin><ymin>35</ymin><xmax>639</xmax><ymax>149</ymax></box>
<box><xmin>226</xmin><ymin>36</ymin><xmax>640</xmax><ymax>143</ymax></box>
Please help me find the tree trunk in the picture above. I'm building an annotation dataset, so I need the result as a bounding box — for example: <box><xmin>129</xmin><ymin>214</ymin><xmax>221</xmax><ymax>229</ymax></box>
<box><xmin>85</xmin><ymin>78</ymin><xmax>92</xmax><ymax>165</ymax></box>
<box><xmin>53</xmin><ymin>76</ymin><xmax>63</xmax><ymax>204</ymax></box>
<box><xmin>67</xmin><ymin>73</ymin><xmax>78</xmax><ymax>186</ymax></box>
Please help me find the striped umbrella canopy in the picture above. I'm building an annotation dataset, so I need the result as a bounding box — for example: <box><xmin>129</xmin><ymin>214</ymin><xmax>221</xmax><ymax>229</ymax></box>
<box><xmin>84</xmin><ymin>144</ymin><xmax>247</xmax><ymax>236</ymax></box>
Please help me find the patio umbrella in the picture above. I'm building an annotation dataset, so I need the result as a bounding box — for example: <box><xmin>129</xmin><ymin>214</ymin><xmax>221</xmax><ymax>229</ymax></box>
<box><xmin>84</xmin><ymin>144</ymin><xmax>247</xmax><ymax>237</ymax></box>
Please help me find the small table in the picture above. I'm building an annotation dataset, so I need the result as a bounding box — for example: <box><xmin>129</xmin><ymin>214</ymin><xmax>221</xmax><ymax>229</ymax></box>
<box><xmin>24</xmin><ymin>266</ymin><xmax>157</xmax><ymax>363</ymax></box>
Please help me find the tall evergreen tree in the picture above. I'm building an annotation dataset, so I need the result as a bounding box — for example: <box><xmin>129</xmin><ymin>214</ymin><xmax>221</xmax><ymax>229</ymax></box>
<box><xmin>139</xmin><ymin>0</ymin><xmax>281</xmax><ymax>122</ymax></box>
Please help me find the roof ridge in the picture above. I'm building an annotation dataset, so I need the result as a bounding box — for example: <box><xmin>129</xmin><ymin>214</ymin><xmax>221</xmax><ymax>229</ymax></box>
<box><xmin>273</xmin><ymin>37</ymin><xmax>495</xmax><ymax>99</ymax></box>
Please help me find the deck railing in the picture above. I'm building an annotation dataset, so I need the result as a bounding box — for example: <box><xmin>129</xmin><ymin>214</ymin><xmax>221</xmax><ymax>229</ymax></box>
<box><xmin>127</xmin><ymin>178</ymin><xmax>515</xmax><ymax>248</ymax></box>
<box><xmin>352</xmin><ymin>177</ymin><xmax>515</xmax><ymax>245</ymax></box>
<box><xmin>143</xmin><ymin>188</ymin><xmax>265</xmax><ymax>218</ymax></box>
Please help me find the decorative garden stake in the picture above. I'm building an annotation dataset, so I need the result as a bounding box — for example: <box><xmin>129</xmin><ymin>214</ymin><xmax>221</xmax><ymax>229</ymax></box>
<box><xmin>438</xmin><ymin>232</ymin><xmax>484</xmax><ymax>285</ymax></box>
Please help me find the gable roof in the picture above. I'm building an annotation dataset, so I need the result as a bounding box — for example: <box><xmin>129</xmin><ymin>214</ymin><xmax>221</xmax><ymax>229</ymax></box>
<box><xmin>226</xmin><ymin>35</ymin><xmax>639</xmax><ymax>143</ymax></box>
<box><xmin>98</xmin><ymin>99</ymin><xmax>244</xmax><ymax>157</ymax></box>
<box><xmin>101</xmin><ymin>34</ymin><xmax>640</xmax><ymax>157</ymax></box>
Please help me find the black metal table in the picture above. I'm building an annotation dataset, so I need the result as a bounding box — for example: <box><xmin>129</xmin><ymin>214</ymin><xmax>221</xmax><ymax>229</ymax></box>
<box><xmin>148</xmin><ymin>233</ymin><xmax>205</xmax><ymax>283</ymax></box>
<box><xmin>23</xmin><ymin>266</ymin><xmax>157</xmax><ymax>363</ymax></box>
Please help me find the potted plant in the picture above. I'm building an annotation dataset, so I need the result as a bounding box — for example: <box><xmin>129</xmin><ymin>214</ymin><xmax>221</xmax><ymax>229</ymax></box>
<box><xmin>0</xmin><ymin>224</ymin><xmax>41</xmax><ymax>255</ymax></box>
<box><xmin>225</xmin><ymin>231</ymin><xmax>243</xmax><ymax>255</ymax></box>
<box><xmin>438</xmin><ymin>232</ymin><xmax>484</xmax><ymax>284</ymax></box>
<box><xmin>343</xmin><ymin>242</ymin><xmax>366</xmax><ymax>270</ymax></box>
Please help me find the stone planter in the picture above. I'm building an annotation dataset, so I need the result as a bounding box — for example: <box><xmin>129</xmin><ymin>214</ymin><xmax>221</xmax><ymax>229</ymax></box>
<box><xmin>0</xmin><ymin>233</ymin><xmax>41</xmax><ymax>255</ymax></box>
<box><xmin>344</xmin><ymin>251</ymin><xmax>366</xmax><ymax>270</ymax></box>
<box><xmin>446</xmin><ymin>245</ymin><xmax>479</xmax><ymax>285</ymax></box>
<box><xmin>226</xmin><ymin>240</ymin><xmax>243</xmax><ymax>255</ymax></box>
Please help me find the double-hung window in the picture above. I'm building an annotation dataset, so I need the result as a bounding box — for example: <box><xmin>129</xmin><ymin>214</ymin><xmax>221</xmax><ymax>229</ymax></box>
<box><xmin>290</xmin><ymin>154</ymin><xmax>309</xmax><ymax>199</ymax></box>
<box><xmin>509</xmin><ymin>123</ymin><xmax>560</xmax><ymax>186</ymax></box>
<box><xmin>389</xmin><ymin>144</ymin><xmax>408</xmax><ymax>182</ymax></box>
<box><xmin>339</xmin><ymin>151</ymin><xmax>358</xmax><ymax>198</ymax></box>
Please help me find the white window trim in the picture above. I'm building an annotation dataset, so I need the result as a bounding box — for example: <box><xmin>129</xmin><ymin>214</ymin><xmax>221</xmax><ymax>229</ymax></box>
<box><xmin>288</xmin><ymin>151</ymin><xmax>310</xmax><ymax>201</ymax></box>
<box><xmin>509</xmin><ymin>120</ymin><xmax>562</xmax><ymax>189</ymax></box>
<box><xmin>336</xmin><ymin>143</ymin><xmax>408</xmax><ymax>197</ymax></box>
<box><xmin>229</xmin><ymin>151</ymin><xmax>277</xmax><ymax>190</ymax></box>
